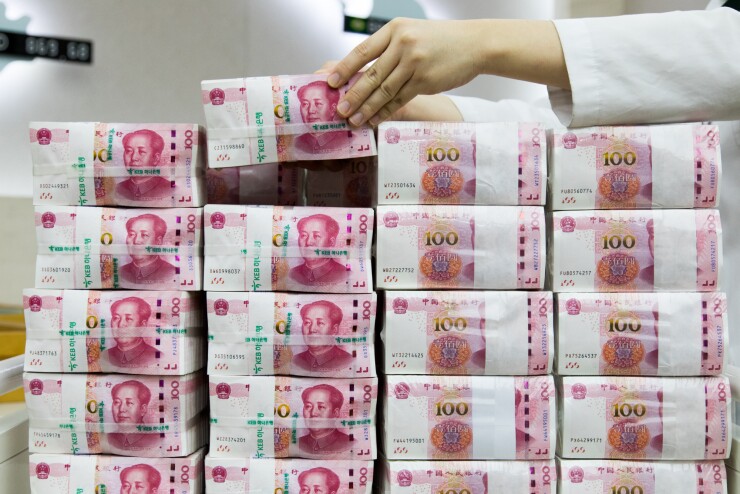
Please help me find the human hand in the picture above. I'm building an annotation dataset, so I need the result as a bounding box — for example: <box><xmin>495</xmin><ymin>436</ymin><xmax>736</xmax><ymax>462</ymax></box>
<box><xmin>327</xmin><ymin>18</ymin><xmax>485</xmax><ymax>126</ymax></box>
<box><xmin>317</xmin><ymin>58</ymin><xmax>464</xmax><ymax>123</ymax></box>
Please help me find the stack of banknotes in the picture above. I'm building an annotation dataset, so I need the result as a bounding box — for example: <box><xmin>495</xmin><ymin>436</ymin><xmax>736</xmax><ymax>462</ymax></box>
<box><xmin>201</xmin><ymin>74</ymin><xmax>376</xmax><ymax>166</ymax></box>
<box><xmin>551</xmin><ymin>122</ymin><xmax>730</xmax><ymax>482</ymax></box>
<box><xmin>207</xmin><ymin>292</ymin><xmax>376</xmax><ymax>377</ymax></box>
<box><xmin>376</xmin><ymin>205</ymin><xmax>546</xmax><ymax>290</ymax></box>
<box><xmin>34</xmin><ymin>206</ymin><xmax>204</xmax><ymax>290</ymax></box>
<box><xmin>201</xmin><ymin>72</ymin><xmax>382</xmax><ymax>483</ymax></box>
<box><xmin>24</xmin><ymin>372</ymin><xmax>207</xmax><ymax>456</ymax></box>
<box><xmin>382</xmin><ymin>291</ymin><xmax>552</xmax><ymax>375</ymax></box>
<box><xmin>23</xmin><ymin>289</ymin><xmax>205</xmax><ymax>374</ymax></box>
<box><xmin>27</xmin><ymin>121</ymin><xmax>210</xmax><ymax>493</ymax></box>
<box><xmin>559</xmin><ymin>376</ymin><xmax>731</xmax><ymax>460</ymax></box>
<box><xmin>375</xmin><ymin>119</ymin><xmax>553</xmax><ymax>484</ymax></box>
<box><xmin>377</xmin><ymin>121</ymin><xmax>547</xmax><ymax>206</ymax></box>
<box><xmin>208</xmin><ymin>375</ymin><xmax>378</xmax><ymax>459</ymax></box>
<box><xmin>551</xmin><ymin>209</ymin><xmax>722</xmax><ymax>292</ymax></box>
<box><xmin>206</xmin><ymin>458</ymin><xmax>374</xmax><ymax>493</ymax></box>
<box><xmin>30</xmin><ymin>122</ymin><xmax>207</xmax><ymax>208</ymax></box>
<box><xmin>204</xmin><ymin>205</ymin><xmax>374</xmax><ymax>292</ymax></box>
<box><xmin>558</xmin><ymin>459</ymin><xmax>728</xmax><ymax>494</ymax></box>
<box><xmin>550</xmin><ymin>124</ymin><xmax>721</xmax><ymax>210</ymax></box>
<box><xmin>556</xmin><ymin>292</ymin><xmax>727</xmax><ymax>376</ymax></box>
<box><xmin>29</xmin><ymin>448</ymin><xmax>205</xmax><ymax>494</ymax></box>
<box><xmin>381</xmin><ymin>460</ymin><xmax>557</xmax><ymax>493</ymax></box>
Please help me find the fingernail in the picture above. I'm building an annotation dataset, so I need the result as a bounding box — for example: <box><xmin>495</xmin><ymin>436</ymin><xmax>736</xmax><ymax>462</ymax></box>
<box><xmin>368</xmin><ymin>116</ymin><xmax>380</xmax><ymax>126</ymax></box>
<box><xmin>327</xmin><ymin>73</ymin><xmax>340</xmax><ymax>87</ymax></box>
<box><xmin>349</xmin><ymin>112</ymin><xmax>364</xmax><ymax>126</ymax></box>
<box><xmin>337</xmin><ymin>100</ymin><xmax>350</xmax><ymax>116</ymax></box>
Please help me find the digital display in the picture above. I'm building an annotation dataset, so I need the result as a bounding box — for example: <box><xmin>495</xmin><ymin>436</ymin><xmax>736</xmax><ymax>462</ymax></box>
<box><xmin>0</xmin><ymin>30</ymin><xmax>93</xmax><ymax>64</ymax></box>
<box><xmin>344</xmin><ymin>15</ymin><xmax>389</xmax><ymax>35</ymax></box>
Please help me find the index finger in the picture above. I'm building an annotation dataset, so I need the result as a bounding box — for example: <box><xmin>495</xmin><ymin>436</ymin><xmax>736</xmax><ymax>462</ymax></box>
<box><xmin>328</xmin><ymin>23</ymin><xmax>393</xmax><ymax>88</ymax></box>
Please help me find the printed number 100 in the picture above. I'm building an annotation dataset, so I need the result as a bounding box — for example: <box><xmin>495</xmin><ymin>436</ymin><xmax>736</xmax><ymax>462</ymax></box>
<box><xmin>611</xmin><ymin>487</ymin><xmax>643</xmax><ymax>494</ymax></box>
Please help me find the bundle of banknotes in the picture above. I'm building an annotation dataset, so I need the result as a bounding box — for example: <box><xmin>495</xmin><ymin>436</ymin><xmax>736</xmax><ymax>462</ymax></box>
<box><xmin>23</xmin><ymin>289</ymin><xmax>204</xmax><ymax>374</ymax></box>
<box><xmin>384</xmin><ymin>375</ymin><xmax>556</xmax><ymax>460</ymax></box>
<box><xmin>552</xmin><ymin>209</ymin><xmax>722</xmax><ymax>292</ymax></box>
<box><xmin>201</xmin><ymin>74</ymin><xmax>376</xmax><ymax>167</ymax></box>
<box><xmin>558</xmin><ymin>459</ymin><xmax>727</xmax><ymax>494</ymax></box>
<box><xmin>204</xmin><ymin>205</ymin><xmax>373</xmax><ymax>293</ymax></box>
<box><xmin>24</xmin><ymin>372</ymin><xmax>207</xmax><ymax>456</ymax></box>
<box><xmin>206</xmin><ymin>162</ymin><xmax>305</xmax><ymax>205</ymax></box>
<box><xmin>381</xmin><ymin>460</ymin><xmax>556</xmax><ymax>493</ymax></box>
<box><xmin>205</xmin><ymin>457</ymin><xmax>374</xmax><ymax>494</ymax></box>
<box><xmin>559</xmin><ymin>376</ymin><xmax>731</xmax><ymax>460</ymax></box>
<box><xmin>29</xmin><ymin>448</ymin><xmax>205</xmax><ymax>494</ymax></box>
<box><xmin>382</xmin><ymin>291</ymin><xmax>552</xmax><ymax>375</ymax></box>
<box><xmin>207</xmin><ymin>292</ymin><xmax>376</xmax><ymax>377</ymax></box>
<box><xmin>30</xmin><ymin>122</ymin><xmax>206</xmax><ymax>207</ymax></box>
<box><xmin>34</xmin><ymin>206</ymin><xmax>203</xmax><ymax>290</ymax></box>
<box><xmin>208</xmin><ymin>375</ymin><xmax>378</xmax><ymax>459</ymax></box>
<box><xmin>550</xmin><ymin>123</ymin><xmax>721</xmax><ymax>209</ymax></box>
<box><xmin>376</xmin><ymin>205</ymin><xmax>545</xmax><ymax>289</ymax></box>
<box><xmin>557</xmin><ymin>292</ymin><xmax>727</xmax><ymax>376</ymax></box>
<box><xmin>304</xmin><ymin>157</ymin><xmax>376</xmax><ymax>207</ymax></box>
<box><xmin>378</xmin><ymin>121</ymin><xmax>547</xmax><ymax>205</ymax></box>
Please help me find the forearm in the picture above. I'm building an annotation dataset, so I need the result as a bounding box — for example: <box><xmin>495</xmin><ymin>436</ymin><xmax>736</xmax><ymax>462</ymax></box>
<box><xmin>474</xmin><ymin>19</ymin><xmax>570</xmax><ymax>90</ymax></box>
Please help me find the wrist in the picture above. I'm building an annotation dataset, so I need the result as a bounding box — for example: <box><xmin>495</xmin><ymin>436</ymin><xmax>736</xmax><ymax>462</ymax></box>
<box><xmin>472</xmin><ymin>19</ymin><xmax>508</xmax><ymax>76</ymax></box>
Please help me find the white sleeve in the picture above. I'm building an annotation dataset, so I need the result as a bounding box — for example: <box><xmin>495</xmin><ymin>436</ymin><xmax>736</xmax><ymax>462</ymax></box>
<box><xmin>550</xmin><ymin>7</ymin><xmax>740</xmax><ymax>127</ymax></box>
<box><xmin>447</xmin><ymin>95</ymin><xmax>565</xmax><ymax>129</ymax></box>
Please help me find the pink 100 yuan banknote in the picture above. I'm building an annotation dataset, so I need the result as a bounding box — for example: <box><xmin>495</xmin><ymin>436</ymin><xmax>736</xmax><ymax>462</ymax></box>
<box><xmin>558</xmin><ymin>459</ymin><xmax>727</xmax><ymax>494</ymax></box>
<box><xmin>205</xmin><ymin>205</ymin><xmax>373</xmax><ymax>293</ymax></box>
<box><xmin>35</xmin><ymin>206</ymin><xmax>203</xmax><ymax>290</ymax></box>
<box><xmin>384</xmin><ymin>375</ymin><xmax>555</xmax><ymax>460</ymax></box>
<box><xmin>209</xmin><ymin>375</ymin><xmax>377</xmax><ymax>460</ymax></box>
<box><xmin>383</xmin><ymin>291</ymin><xmax>552</xmax><ymax>375</ymax></box>
<box><xmin>23</xmin><ymin>289</ymin><xmax>204</xmax><ymax>375</ymax></box>
<box><xmin>559</xmin><ymin>376</ymin><xmax>731</xmax><ymax>460</ymax></box>
<box><xmin>552</xmin><ymin>209</ymin><xmax>721</xmax><ymax>292</ymax></box>
<box><xmin>207</xmin><ymin>292</ymin><xmax>376</xmax><ymax>377</ymax></box>
<box><xmin>30</xmin><ymin>122</ymin><xmax>206</xmax><ymax>207</ymax></box>
<box><xmin>378</xmin><ymin>121</ymin><xmax>546</xmax><ymax>205</ymax></box>
<box><xmin>201</xmin><ymin>74</ymin><xmax>376</xmax><ymax>167</ymax></box>
<box><xmin>551</xmin><ymin>123</ymin><xmax>721</xmax><ymax>209</ymax></box>
<box><xmin>382</xmin><ymin>460</ymin><xmax>556</xmax><ymax>494</ymax></box>
<box><xmin>557</xmin><ymin>292</ymin><xmax>727</xmax><ymax>376</ymax></box>
<box><xmin>205</xmin><ymin>456</ymin><xmax>374</xmax><ymax>494</ymax></box>
<box><xmin>206</xmin><ymin>163</ymin><xmax>305</xmax><ymax>205</ymax></box>
<box><xmin>29</xmin><ymin>448</ymin><xmax>205</xmax><ymax>494</ymax></box>
<box><xmin>25</xmin><ymin>372</ymin><xmax>207</xmax><ymax>456</ymax></box>
<box><xmin>376</xmin><ymin>205</ymin><xmax>545</xmax><ymax>290</ymax></box>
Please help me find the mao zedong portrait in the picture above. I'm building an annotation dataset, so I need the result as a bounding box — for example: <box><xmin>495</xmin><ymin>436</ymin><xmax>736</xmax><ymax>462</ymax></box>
<box><xmin>289</xmin><ymin>214</ymin><xmax>348</xmax><ymax>286</ymax></box>
<box><xmin>120</xmin><ymin>213</ymin><xmax>177</xmax><ymax>286</ymax></box>
<box><xmin>116</xmin><ymin>129</ymin><xmax>173</xmax><ymax>201</ymax></box>
<box><xmin>298</xmin><ymin>467</ymin><xmax>341</xmax><ymax>494</ymax></box>
<box><xmin>299</xmin><ymin>384</ymin><xmax>351</xmax><ymax>454</ymax></box>
<box><xmin>108</xmin><ymin>379</ymin><xmax>159</xmax><ymax>451</ymax></box>
<box><xmin>294</xmin><ymin>81</ymin><xmax>353</xmax><ymax>156</ymax></box>
<box><xmin>119</xmin><ymin>463</ymin><xmax>161</xmax><ymax>494</ymax></box>
<box><xmin>294</xmin><ymin>300</ymin><xmax>353</xmax><ymax>372</ymax></box>
<box><xmin>104</xmin><ymin>296</ymin><xmax>159</xmax><ymax>369</ymax></box>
